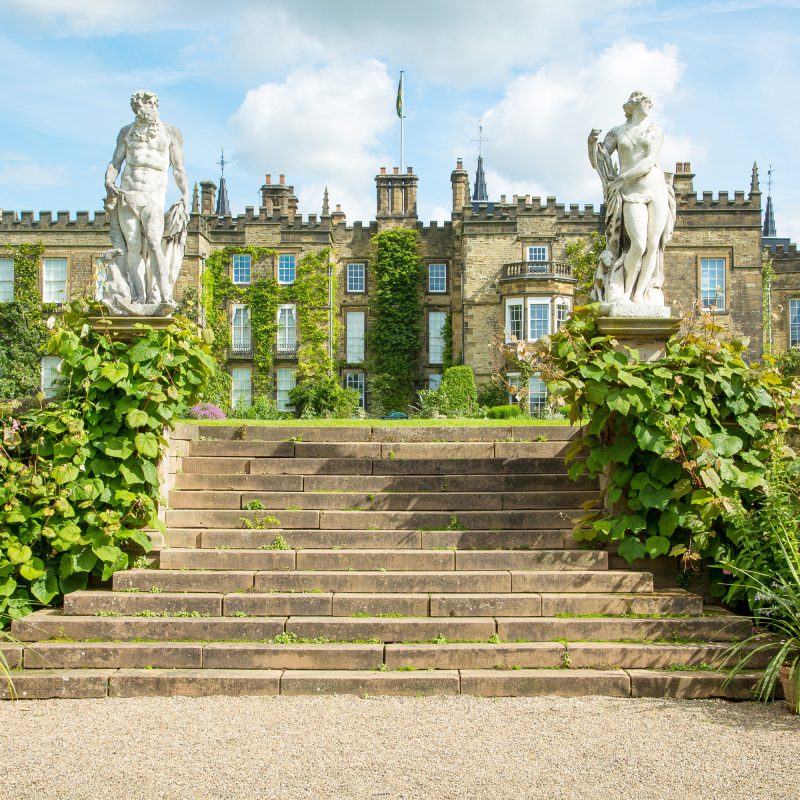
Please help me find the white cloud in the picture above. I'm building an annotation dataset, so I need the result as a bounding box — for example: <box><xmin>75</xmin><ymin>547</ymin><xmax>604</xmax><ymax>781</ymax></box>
<box><xmin>476</xmin><ymin>40</ymin><xmax>702</xmax><ymax>204</ymax></box>
<box><xmin>231</xmin><ymin>60</ymin><xmax>396</xmax><ymax>223</ymax></box>
<box><xmin>0</xmin><ymin>153</ymin><xmax>69</xmax><ymax>191</ymax></box>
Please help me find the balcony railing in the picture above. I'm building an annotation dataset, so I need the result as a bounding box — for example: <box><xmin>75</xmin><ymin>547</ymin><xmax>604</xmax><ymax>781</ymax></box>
<box><xmin>227</xmin><ymin>343</ymin><xmax>253</xmax><ymax>359</ymax></box>
<box><xmin>501</xmin><ymin>261</ymin><xmax>574</xmax><ymax>281</ymax></box>
<box><xmin>276</xmin><ymin>341</ymin><xmax>299</xmax><ymax>357</ymax></box>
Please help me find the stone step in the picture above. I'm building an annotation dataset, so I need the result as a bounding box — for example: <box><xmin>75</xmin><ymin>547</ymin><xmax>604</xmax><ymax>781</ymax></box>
<box><xmin>21</xmin><ymin>642</ymin><xmax>204</xmax><ymax>669</ymax></box>
<box><xmin>175</xmin><ymin>423</ymin><xmax>578</xmax><ymax>443</ymax></box>
<box><xmin>0</xmin><ymin>667</ymin><xmax>764</xmax><ymax>700</ymax></box>
<box><xmin>12</xmin><ymin>610</ymin><xmax>287</xmax><ymax>642</ymax></box>
<box><xmin>63</xmin><ymin>591</ymin><xmax>222</xmax><ymax>616</ymax></box>
<box><xmin>158</xmin><ymin>548</ymin><xmax>297</xmax><ymax>571</ymax></box>
<box><xmin>169</xmin><ymin>490</ymin><xmax>597</xmax><ymax>512</ymax></box>
<box><xmin>384</xmin><ymin>643</ymin><xmax>566</xmax><ymax>669</ymax></box>
<box><xmin>372</xmin><ymin>458</ymin><xmax>572</xmax><ymax>475</ymax></box>
<box><xmin>113</xmin><ymin>569</ymin><xmax>256</xmax><ymax>593</ymax></box>
<box><xmin>496</xmin><ymin>614</ymin><xmax>752</xmax><ymax>642</ymax></box>
<box><xmin>283</xmin><ymin>617</ymin><xmax>496</xmax><ymax>642</ymax></box>
<box><xmin>193</xmin><ymin>528</ymin><xmax>572</xmax><ymax>551</ymax></box>
<box><xmin>174</xmin><ymin>473</ymin><xmax>597</xmax><ymax>493</ymax></box>
<box><xmin>165</xmin><ymin>508</ymin><xmax>583</xmax><ymax>531</ymax></box>
<box><xmin>510</xmin><ymin>570</ymin><xmax>652</xmax><ymax>593</ymax></box>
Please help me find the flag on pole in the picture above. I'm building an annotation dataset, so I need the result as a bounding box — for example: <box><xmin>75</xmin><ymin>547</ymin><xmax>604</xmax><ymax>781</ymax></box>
<box><xmin>396</xmin><ymin>72</ymin><xmax>404</xmax><ymax>119</ymax></box>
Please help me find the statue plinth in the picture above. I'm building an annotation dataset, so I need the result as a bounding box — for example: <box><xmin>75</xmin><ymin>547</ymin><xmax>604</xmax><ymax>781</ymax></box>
<box><xmin>597</xmin><ymin>315</ymin><xmax>682</xmax><ymax>362</ymax></box>
<box><xmin>599</xmin><ymin>302</ymin><xmax>672</xmax><ymax>319</ymax></box>
<box><xmin>89</xmin><ymin>315</ymin><xmax>174</xmax><ymax>342</ymax></box>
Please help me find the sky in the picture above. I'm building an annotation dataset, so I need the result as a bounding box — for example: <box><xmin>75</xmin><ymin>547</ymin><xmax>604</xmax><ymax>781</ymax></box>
<box><xmin>1</xmin><ymin>0</ymin><xmax>799</xmax><ymax>241</ymax></box>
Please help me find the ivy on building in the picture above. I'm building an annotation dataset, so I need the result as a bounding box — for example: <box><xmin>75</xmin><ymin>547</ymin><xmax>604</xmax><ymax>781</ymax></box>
<box><xmin>200</xmin><ymin>246</ymin><xmax>335</xmax><ymax>410</ymax></box>
<box><xmin>441</xmin><ymin>311</ymin><xmax>454</xmax><ymax>370</ymax></box>
<box><xmin>0</xmin><ymin>242</ymin><xmax>55</xmax><ymax>400</ymax></box>
<box><xmin>366</xmin><ymin>228</ymin><xmax>424</xmax><ymax>412</ymax></box>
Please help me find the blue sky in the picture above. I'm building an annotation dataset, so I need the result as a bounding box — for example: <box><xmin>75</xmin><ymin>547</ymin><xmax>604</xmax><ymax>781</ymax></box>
<box><xmin>1</xmin><ymin>0</ymin><xmax>799</xmax><ymax>240</ymax></box>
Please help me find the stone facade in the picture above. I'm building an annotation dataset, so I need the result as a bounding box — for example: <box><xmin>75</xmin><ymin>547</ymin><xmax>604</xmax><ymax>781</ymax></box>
<box><xmin>1</xmin><ymin>158</ymin><xmax>795</xmax><ymax>408</ymax></box>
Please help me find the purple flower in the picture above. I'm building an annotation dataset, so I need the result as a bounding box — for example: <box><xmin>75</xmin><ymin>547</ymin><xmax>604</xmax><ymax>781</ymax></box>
<box><xmin>189</xmin><ymin>403</ymin><xmax>226</xmax><ymax>420</ymax></box>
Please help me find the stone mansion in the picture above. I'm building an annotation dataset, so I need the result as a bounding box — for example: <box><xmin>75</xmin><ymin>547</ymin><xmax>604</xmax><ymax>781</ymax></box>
<box><xmin>1</xmin><ymin>157</ymin><xmax>798</xmax><ymax>412</ymax></box>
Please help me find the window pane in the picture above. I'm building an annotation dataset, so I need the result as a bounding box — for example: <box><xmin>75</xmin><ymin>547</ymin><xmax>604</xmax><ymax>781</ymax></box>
<box><xmin>345</xmin><ymin>372</ymin><xmax>366</xmax><ymax>408</ymax></box>
<box><xmin>231</xmin><ymin>367</ymin><xmax>252</xmax><ymax>408</ymax></box>
<box><xmin>278</xmin><ymin>254</ymin><xmax>296</xmax><ymax>284</ymax></box>
<box><xmin>555</xmin><ymin>300</ymin><xmax>571</xmax><ymax>330</ymax></box>
<box><xmin>43</xmin><ymin>258</ymin><xmax>67</xmax><ymax>303</ymax></box>
<box><xmin>528</xmin><ymin>375</ymin><xmax>548</xmax><ymax>416</ymax></box>
<box><xmin>277</xmin><ymin>368</ymin><xmax>297</xmax><ymax>411</ymax></box>
<box><xmin>231</xmin><ymin>306</ymin><xmax>252</xmax><ymax>352</ymax></box>
<box><xmin>41</xmin><ymin>356</ymin><xmax>62</xmax><ymax>398</ymax></box>
<box><xmin>232</xmin><ymin>254</ymin><xmax>251</xmax><ymax>284</ymax></box>
<box><xmin>0</xmin><ymin>258</ymin><xmax>13</xmax><ymax>301</ymax></box>
<box><xmin>790</xmin><ymin>299</ymin><xmax>800</xmax><ymax>348</ymax></box>
<box><xmin>346</xmin><ymin>311</ymin><xmax>365</xmax><ymax>363</ymax></box>
<box><xmin>506</xmin><ymin>372</ymin><xmax>521</xmax><ymax>404</ymax></box>
<box><xmin>428</xmin><ymin>373</ymin><xmax>442</xmax><ymax>390</ymax></box>
<box><xmin>277</xmin><ymin>305</ymin><xmax>297</xmax><ymax>353</ymax></box>
<box><xmin>506</xmin><ymin>299</ymin><xmax>523</xmax><ymax>342</ymax></box>
<box><xmin>428</xmin><ymin>311</ymin><xmax>447</xmax><ymax>364</ymax></box>
<box><xmin>527</xmin><ymin>245</ymin><xmax>549</xmax><ymax>266</ymax></box>
<box><xmin>527</xmin><ymin>301</ymin><xmax>550</xmax><ymax>341</ymax></box>
<box><xmin>428</xmin><ymin>263</ymin><xmax>447</xmax><ymax>293</ymax></box>
<box><xmin>347</xmin><ymin>263</ymin><xmax>365</xmax><ymax>293</ymax></box>
<box><xmin>700</xmin><ymin>258</ymin><xmax>726</xmax><ymax>310</ymax></box>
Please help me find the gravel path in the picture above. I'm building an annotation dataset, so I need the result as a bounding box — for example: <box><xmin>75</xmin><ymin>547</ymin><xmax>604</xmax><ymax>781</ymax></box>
<box><xmin>0</xmin><ymin>696</ymin><xmax>796</xmax><ymax>800</ymax></box>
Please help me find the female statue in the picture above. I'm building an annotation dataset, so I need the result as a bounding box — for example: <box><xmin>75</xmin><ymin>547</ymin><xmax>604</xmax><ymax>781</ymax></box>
<box><xmin>588</xmin><ymin>91</ymin><xmax>676</xmax><ymax>311</ymax></box>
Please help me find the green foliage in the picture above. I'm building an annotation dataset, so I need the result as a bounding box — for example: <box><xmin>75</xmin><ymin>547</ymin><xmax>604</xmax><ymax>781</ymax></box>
<box><xmin>294</xmin><ymin>248</ymin><xmax>335</xmax><ymax>384</ymax></box>
<box><xmin>564</xmin><ymin>232</ymin><xmax>606</xmax><ymax>297</ymax></box>
<box><xmin>762</xmin><ymin>252</ymin><xmax>775</xmax><ymax>355</ymax></box>
<box><xmin>235</xmin><ymin>395</ymin><xmax>284</xmax><ymax>421</ymax></box>
<box><xmin>441</xmin><ymin>312</ymin><xmax>454</xmax><ymax>369</ymax></box>
<box><xmin>414</xmin><ymin>388</ymin><xmax>441</xmax><ymax>418</ymax></box>
<box><xmin>0</xmin><ymin>301</ymin><xmax>215</xmax><ymax>617</ymax></box>
<box><xmin>367</xmin><ymin>229</ymin><xmax>424</xmax><ymax>412</ymax></box>
<box><xmin>524</xmin><ymin>304</ymin><xmax>799</xmax><ymax>569</ymax></box>
<box><xmin>486</xmin><ymin>404</ymin><xmax>523</xmax><ymax>419</ymax></box>
<box><xmin>437</xmin><ymin>366</ymin><xmax>478</xmax><ymax>417</ymax></box>
<box><xmin>477</xmin><ymin>381</ymin><xmax>509</xmax><ymax>409</ymax></box>
<box><xmin>289</xmin><ymin>376</ymin><xmax>359</xmax><ymax>418</ymax></box>
<box><xmin>0</xmin><ymin>243</ymin><xmax>53</xmax><ymax>400</ymax></box>
<box><xmin>776</xmin><ymin>347</ymin><xmax>800</xmax><ymax>378</ymax></box>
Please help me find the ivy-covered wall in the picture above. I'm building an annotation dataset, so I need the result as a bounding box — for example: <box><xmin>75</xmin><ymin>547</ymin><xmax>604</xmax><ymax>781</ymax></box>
<box><xmin>0</xmin><ymin>243</ymin><xmax>54</xmax><ymax>400</ymax></box>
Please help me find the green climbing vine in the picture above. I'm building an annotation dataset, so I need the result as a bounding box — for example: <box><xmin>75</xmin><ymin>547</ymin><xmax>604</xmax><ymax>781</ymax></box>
<box><xmin>201</xmin><ymin>246</ymin><xmax>337</xmax><ymax>412</ymax></box>
<box><xmin>0</xmin><ymin>242</ymin><xmax>54</xmax><ymax>400</ymax></box>
<box><xmin>367</xmin><ymin>228</ymin><xmax>424</xmax><ymax>412</ymax></box>
<box><xmin>441</xmin><ymin>312</ymin><xmax>454</xmax><ymax>370</ymax></box>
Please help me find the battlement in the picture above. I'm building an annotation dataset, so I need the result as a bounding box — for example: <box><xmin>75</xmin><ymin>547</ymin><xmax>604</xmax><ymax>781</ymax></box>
<box><xmin>463</xmin><ymin>196</ymin><xmax>604</xmax><ymax>223</ymax></box>
<box><xmin>208</xmin><ymin>208</ymin><xmax>331</xmax><ymax>231</ymax></box>
<box><xmin>772</xmin><ymin>243</ymin><xmax>798</xmax><ymax>258</ymax></box>
<box><xmin>0</xmin><ymin>209</ymin><xmax>110</xmax><ymax>229</ymax></box>
<box><xmin>677</xmin><ymin>189</ymin><xmax>757</xmax><ymax>208</ymax></box>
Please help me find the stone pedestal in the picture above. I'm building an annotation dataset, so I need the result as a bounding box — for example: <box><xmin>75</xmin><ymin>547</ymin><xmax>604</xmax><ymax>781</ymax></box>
<box><xmin>89</xmin><ymin>316</ymin><xmax>174</xmax><ymax>342</ymax></box>
<box><xmin>596</xmin><ymin>315</ymin><xmax>682</xmax><ymax>362</ymax></box>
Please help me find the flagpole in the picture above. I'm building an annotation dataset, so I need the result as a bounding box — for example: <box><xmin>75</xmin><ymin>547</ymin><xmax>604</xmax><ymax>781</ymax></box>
<box><xmin>400</xmin><ymin>71</ymin><xmax>405</xmax><ymax>172</ymax></box>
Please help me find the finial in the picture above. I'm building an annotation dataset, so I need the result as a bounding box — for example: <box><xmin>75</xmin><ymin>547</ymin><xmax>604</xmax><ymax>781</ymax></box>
<box><xmin>471</xmin><ymin>119</ymin><xmax>488</xmax><ymax>157</ymax></box>
<box><xmin>217</xmin><ymin>147</ymin><xmax>227</xmax><ymax>177</ymax></box>
<box><xmin>322</xmin><ymin>186</ymin><xmax>330</xmax><ymax>217</ymax></box>
<box><xmin>750</xmin><ymin>161</ymin><xmax>760</xmax><ymax>194</ymax></box>
<box><xmin>767</xmin><ymin>164</ymin><xmax>774</xmax><ymax>197</ymax></box>
<box><xmin>191</xmin><ymin>182</ymin><xmax>199</xmax><ymax>214</ymax></box>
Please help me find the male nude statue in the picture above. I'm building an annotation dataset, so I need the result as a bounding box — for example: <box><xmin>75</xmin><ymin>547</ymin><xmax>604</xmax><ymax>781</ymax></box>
<box><xmin>104</xmin><ymin>90</ymin><xmax>188</xmax><ymax>308</ymax></box>
<box><xmin>588</xmin><ymin>91</ymin><xmax>675</xmax><ymax>308</ymax></box>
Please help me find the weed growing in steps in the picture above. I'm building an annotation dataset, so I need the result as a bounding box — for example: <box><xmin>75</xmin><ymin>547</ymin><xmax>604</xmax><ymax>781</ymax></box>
<box><xmin>240</xmin><ymin>515</ymin><xmax>281</xmax><ymax>529</ymax></box>
<box><xmin>244</xmin><ymin>499</ymin><xmax>265</xmax><ymax>511</ymax></box>
<box><xmin>258</xmin><ymin>535</ymin><xmax>291</xmax><ymax>551</ymax></box>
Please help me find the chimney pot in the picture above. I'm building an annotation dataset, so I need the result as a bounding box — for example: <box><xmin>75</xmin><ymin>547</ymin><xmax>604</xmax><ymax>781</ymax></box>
<box><xmin>265</xmin><ymin>174</ymin><xmax>271</xmax><ymax>184</ymax></box>
<box><xmin>279</xmin><ymin>174</ymin><xmax>285</xmax><ymax>185</ymax></box>
<box><xmin>393</xmin><ymin>166</ymin><xmax>399</xmax><ymax>175</ymax></box>
<box><xmin>684</xmin><ymin>162</ymin><xmax>691</xmax><ymax>172</ymax></box>
<box><xmin>407</xmin><ymin>167</ymin><xmax>413</xmax><ymax>174</ymax></box>
<box><xmin>380</xmin><ymin>166</ymin><xmax>386</xmax><ymax>175</ymax></box>
<box><xmin>456</xmin><ymin>158</ymin><xmax>463</xmax><ymax>169</ymax></box>
<box><xmin>336</xmin><ymin>204</ymin><xmax>342</xmax><ymax>212</ymax></box>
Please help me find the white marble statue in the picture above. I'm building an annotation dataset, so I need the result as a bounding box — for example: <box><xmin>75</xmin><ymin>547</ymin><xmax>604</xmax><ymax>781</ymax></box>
<box><xmin>587</xmin><ymin>91</ymin><xmax>676</xmax><ymax>317</ymax></box>
<box><xmin>100</xmin><ymin>90</ymin><xmax>188</xmax><ymax>316</ymax></box>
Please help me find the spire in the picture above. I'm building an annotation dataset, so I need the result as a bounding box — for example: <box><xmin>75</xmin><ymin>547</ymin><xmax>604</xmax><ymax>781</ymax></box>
<box><xmin>763</xmin><ymin>165</ymin><xmax>777</xmax><ymax>238</ymax></box>
<box><xmin>322</xmin><ymin>186</ymin><xmax>330</xmax><ymax>217</ymax></box>
<box><xmin>750</xmin><ymin>161</ymin><xmax>760</xmax><ymax>195</ymax></box>
<box><xmin>215</xmin><ymin>147</ymin><xmax>231</xmax><ymax>218</ymax></box>
<box><xmin>471</xmin><ymin>120</ymin><xmax>489</xmax><ymax>202</ymax></box>
<box><xmin>191</xmin><ymin>182</ymin><xmax>199</xmax><ymax>214</ymax></box>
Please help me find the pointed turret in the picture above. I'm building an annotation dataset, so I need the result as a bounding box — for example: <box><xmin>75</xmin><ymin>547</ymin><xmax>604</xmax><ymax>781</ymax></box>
<box><xmin>763</xmin><ymin>194</ymin><xmax>777</xmax><ymax>238</ymax></box>
<box><xmin>750</xmin><ymin>162</ymin><xmax>760</xmax><ymax>195</ymax></box>
<box><xmin>191</xmin><ymin>182</ymin><xmax>200</xmax><ymax>214</ymax></box>
<box><xmin>472</xmin><ymin>155</ymin><xmax>488</xmax><ymax>202</ymax></box>
<box><xmin>761</xmin><ymin>165</ymin><xmax>791</xmax><ymax>252</ymax></box>
<box><xmin>322</xmin><ymin>186</ymin><xmax>330</xmax><ymax>217</ymax></box>
<box><xmin>215</xmin><ymin>148</ymin><xmax>231</xmax><ymax>218</ymax></box>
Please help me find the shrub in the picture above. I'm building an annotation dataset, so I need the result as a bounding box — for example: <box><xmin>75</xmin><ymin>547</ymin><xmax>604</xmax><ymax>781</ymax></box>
<box><xmin>776</xmin><ymin>347</ymin><xmax>800</xmax><ymax>377</ymax></box>
<box><xmin>515</xmin><ymin>304</ymin><xmax>799</xmax><ymax>572</ymax></box>
<box><xmin>289</xmin><ymin>377</ymin><xmax>359</xmax><ymax>418</ymax></box>
<box><xmin>242</xmin><ymin>396</ymin><xmax>283</xmax><ymax>421</ymax></box>
<box><xmin>0</xmin><ymin>301</ymin><xmax>215</xmax><ymax>618</ymax></box>
<box><xmin>189</xmin><ymin>403</ymin><xmax>226</xmax><ymax>420</ymax></box>
<box><xmin>477</xmin><ymin>381</ymin><xmax>509</xmax><ymax>409</ymax></box>
<box><xmin>486</xmin><ymin>404</ymin><xmax>522</xmax><ymax>419</ymax></box>
<box><xmin>414</xmin><ymin>388</ymin><xmax>441</xmax><ymax>418</ymax></box>
<box><xmin>437</xmin><ymin>366</ymin><xmax>477</xmax><ymax>417</ymax></box>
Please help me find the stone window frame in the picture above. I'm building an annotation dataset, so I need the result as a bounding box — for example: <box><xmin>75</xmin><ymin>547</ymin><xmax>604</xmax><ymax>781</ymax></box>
<box><xmin>276</xmin><ymin>303</ymin><xmax>298</xmax><ymax>353</ymax></box>
<box><xmin>555</xmin><ymin>296</ymin><xmax>572</xmax><ymax>331</ymax></box>
<box><xmin>0</xmin><ymin>256</ymin><xmax>14</xmax><ymax>302</ymax></box>
<box><xmin>41</xmin><ymin>253</ymin><xmax>70</xmax><ymax>305</ymax></box>
<box><xmin>231</xmin><ymin>253</ymin><xmax>252</xmax><ymax>285</ymax></box>
<box><xmin>230</xmin><ymin>365</ymin><xmax>252</xmax><ymax>408</ymax></box>
<box><xmin>789</xmin><ymin>298</ymin><xmax>800</xmax><ymax>349</ymax></box>
<box><xmin>344</xmin><ymin>370</ymin><xmax>366</xmax><ymax>409</ymax></box>
<box><xmin>230</xmin><ymin>303</ymin><xmax>252</xmax><ymax>352</ymax></box>
<box><xmin>276</xmin><ymin>367</ymin><xmax>297</xmax><ymax>412</ymax></box>
<box><xmin>277</xmin><ymin>253</ymin><xmax>297</xmax><ymax>285</ymax></box>
<box><xmin>427</xmin><ymin>262</ymin><xmax>448</xmax><ymax>294</ymax></box>
<box><xmin>41</xmin><ymin>356</ymin><xmax>63</xmax><ymax>398</ymax></box>
<box><xmin>345</xmin><ymin>308</ymin><xmax>366</xmax><ymax>365</ymax></box>
<box><xmin>346</xmin><ymin>262</ymin><xmax>366</xmax><ymax>294</ymax></box>
<box><xmin>697</xmin><ymin>253</ymin><xmax>729</xmax><ymax>314</ymax></box>
<box><xmin>427</xmin><ymin>308</ymin><xmax>448</xmax><ymax>366</ymax></box>
<box><xmin>504</xmin><ymin>297</ymin><xmax>524</xmax><ymax>343</ymax></box>
<box><xmin>526</xmin><ymin>296</ymin><xmax>552</xmax><ymax>341</ymax></box>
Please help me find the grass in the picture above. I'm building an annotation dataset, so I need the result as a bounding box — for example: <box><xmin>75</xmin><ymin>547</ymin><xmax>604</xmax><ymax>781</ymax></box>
<box><xmin>181</xmin><ymin>418</ymin><xmax>573</xmax><ymax>428</ymax></box>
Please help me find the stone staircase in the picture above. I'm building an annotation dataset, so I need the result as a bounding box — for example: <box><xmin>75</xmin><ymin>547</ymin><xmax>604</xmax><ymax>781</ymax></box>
<box><xmin>3</xmin><ymin>423</ymin><xmax>765</xmax><ymax>699</ymax></box>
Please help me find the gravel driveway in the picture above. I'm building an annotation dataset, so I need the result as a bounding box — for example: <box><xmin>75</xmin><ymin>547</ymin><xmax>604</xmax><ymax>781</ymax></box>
<box><xmin>0</xmin><ymin>696</ymin><xmax>795</xmax><ymax>800</ymax></box>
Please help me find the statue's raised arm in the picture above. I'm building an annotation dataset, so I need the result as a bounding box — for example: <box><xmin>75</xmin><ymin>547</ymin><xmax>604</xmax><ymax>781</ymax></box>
<box><xmin>588</xmin><ymin>91</ymin><xmax>676</xmax><ymax>316</ymax></box>
<box><xmin>99</xmin><ymin>90</ymin><xmax>189</xmax><ymax>316</ymax></box>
